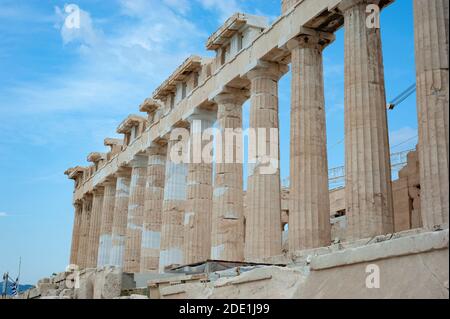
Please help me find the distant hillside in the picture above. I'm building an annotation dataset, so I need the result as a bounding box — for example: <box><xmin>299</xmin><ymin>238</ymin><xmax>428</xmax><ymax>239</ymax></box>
<box><xmin>0</xmin><ymin>281</ymin><xmax>34</xmax><ymax>296</ymax></box>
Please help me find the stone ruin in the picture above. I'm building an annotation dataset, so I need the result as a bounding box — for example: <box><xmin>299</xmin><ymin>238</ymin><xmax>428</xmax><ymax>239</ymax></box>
<box><xmin>20</xmin><ymin>0</ymin><xmax>449</xmax><ymax>299</ymax></box>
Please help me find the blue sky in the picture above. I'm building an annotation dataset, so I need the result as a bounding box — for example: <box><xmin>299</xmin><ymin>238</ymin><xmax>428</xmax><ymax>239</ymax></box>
<box><xmin>0</xmin><ymin>0</ymin><xmax>418</xmax><ymax>284</ymax></box>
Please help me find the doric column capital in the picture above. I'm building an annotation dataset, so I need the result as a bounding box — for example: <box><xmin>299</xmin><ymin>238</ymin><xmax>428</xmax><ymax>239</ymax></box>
<box><xmin>338</xmin><ymin>0</ymin><xmax>380</xmax><ymax>13</ymax></box>
<box><xmin>287</xmin><ymin>28</ymin><xmax>335</xmax><ymax>51</ymax></box>
<box><xmin>130</xmin><ymin>154</ymin><xmax>148</xmax><ymax>169</ymax></box>
<box><xmin>145</xmin><ymin>142</ymin><xmax>167</xmax><ymax>156</ymax></box>
<box><xmin>81</xmin><ymin>193</ymin><xmax>93</xmax><ymax>208</ymax></box>
<box><xmin>184</xmin><ymin>108</ymin><xmax>217</xmax><ymax>125</ymax></box>
<box><xmin>246</xmin><ymin>60</ymin><xmax>289</xmax><ymax>82</ymax></box>
<box><xmin>92</xmin><ymin>186</ymin><xmax>105</xmax><ymax>196</ymax></box>
<box><xmin>212</xmin><ymin>87</ymin><xmax>250</xmax><ymax>105</ymax></box>
<box><xmin>83</xmin><ymin>193</ymin><xmax>93</xmax><ymax>200</ymax></box>
<box><xmin>87</xmin><ymin>152</ymin><xmax>107</xmax><ymax>164</ymax></box>
<box><xmin>114</xmin><ymin>166</ymin><xmax>132</xmax><ymax>178</ymax></box>
<box><xmin>74</xmin><ymin>200</ymin><xmax>83</xmax><ymax>209</ymax></box>
<box><xmin>101</xmin><ymin>176</ymin><xmax>117</xmax><ymax>187</ymax></box>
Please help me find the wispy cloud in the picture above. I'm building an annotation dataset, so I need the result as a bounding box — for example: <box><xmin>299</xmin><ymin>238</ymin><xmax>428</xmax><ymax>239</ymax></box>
<box><xmin>0</xmin><ymin>1</ymin><xmax>210</xmax><ymax>150</ymax></box>
<box><xmin>54</xmin><ymin>5</ymin><xmax>100</xmax><ymax>46</ymax></box>
<box><xmin>197</xmin><ymin>0</ymin><xmax>242</xmax><ymax>22</ymax></box>
<box><xmin>1</xmin><ymin>1</ymin><xmax>207</xmax><ymax>116</ymax></box>
<box><xmin>164</xmin><ymin>0</ymin><xmax>192</xmax><ymax>15</ymax></box>
<box><xmin>0</xmin><ymin>212</ymin><xmax>31</xmax><ymax>218</ymax></box>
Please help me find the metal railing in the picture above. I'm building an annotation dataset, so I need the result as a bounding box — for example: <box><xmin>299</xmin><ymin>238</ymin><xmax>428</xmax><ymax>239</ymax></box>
<box><xmin>282</xmin><ymin>148</ymin><xmax>414</xmax><ymax>189</ymax></box>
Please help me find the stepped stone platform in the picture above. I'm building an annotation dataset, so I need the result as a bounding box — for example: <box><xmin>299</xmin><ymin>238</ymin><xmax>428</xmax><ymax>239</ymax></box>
<box><xmin>19</xmin><ymin>228</ymin><xmax>448</xmax><ymax>299</ymax></box>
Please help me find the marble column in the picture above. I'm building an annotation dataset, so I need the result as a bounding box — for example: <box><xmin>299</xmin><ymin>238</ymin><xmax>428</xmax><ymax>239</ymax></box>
<box><xmin>159</xmin><ymin>135</ymin><xmax>188</xmax><ymax>272</ymax></box>
<box><xmin>124</xmin><ymin>155</ymin><xmax>148</xmax><ymax>273</ymax></box>
<box><xmin>413</xmin><ymin>0</ymin><xmax>449</xmax><ymax>228</ymax></box>
<box><xmin>211</xmin><ymin>89</ymin><xmax>248</xmax><ymax>261</ymax></box>
<box><xmin>340</xmin><ymin>0</ymin><xmax>394</xmax><ymax>240</ymax></box>
<box><xmin>69</xmin><ymin>201</ymin><xmax>82</xmax><ymax>265</ymax></box>
<box><xmin>78</xmin><ymin>194</ymin><xmax>93</xmax><ymax>268</ymax></box>
<box><xmin>288</xmin><ymin>31</ymin><xmax>334</xmax><ymax>251</ymax></box>
<box><xmin>86</xmin><ymin>187</ymin><xmax>104</xmax><ymax>268</ymax></box>
<box><xmin>140</xmin><ymin>144</ymin><xmax>166</xmax><ymax>272</ymax></box>
<box><xmin>245</xmin><ymin>61</ymin><xmax>288</xmax><ymax>261</ymax></box>
<box><xmin>184</xmin><ymin>112</ymin><xmax>215</xmax><ymax>264</ymax></box>
<box><xmin>97</xmin><ymin>179</ymin><xmax>116</xmax><ymax>267</ymax></box>
<box><xmin>110</xmin><ymin>167</ymin><xmax>132</xmax><ymax>267</ymax></box>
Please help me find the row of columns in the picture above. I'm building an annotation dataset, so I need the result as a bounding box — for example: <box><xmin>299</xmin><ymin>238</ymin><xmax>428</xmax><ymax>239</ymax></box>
<box><xmin>69</xmin><ymin>0</ymin><xmax>448</xmax><ymax>270</ymax></box>
<box><xmin>68</xmin><ymin>53</ymin><xmax>330</xmax><ymax>269</ymax></box>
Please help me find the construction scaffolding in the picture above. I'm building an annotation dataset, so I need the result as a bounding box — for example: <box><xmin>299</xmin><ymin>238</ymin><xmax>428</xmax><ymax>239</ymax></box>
<box><xmin>282</xmin><ymin>148</ymin><xmax>415</xmax><ymax>190</ymax></box>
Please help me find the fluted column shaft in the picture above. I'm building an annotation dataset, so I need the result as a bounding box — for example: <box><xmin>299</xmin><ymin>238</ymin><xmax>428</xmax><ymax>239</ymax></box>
<box><xmin>288</xmin><ymin>33</ymin><xmax>333</xmax><ymax>251</ymax></box>
<box><xmin>78</xmin><ymin>194</ymin><xmax>93</xmax><ymax>268</ymax></box>
<box><xmin>69</xmin><ymin>201</ymin><xmax>82</xmax><ymax>265</ymax></box>
<box><xmin>86</xmin><ymin>187</ymin><xmax>104</xmax><ymax>268</ymax></box>
<box><xmin>341</xmin><ymin>0</ymin><xmax>394</xmax><ymax>240</ymax></box>
<box><xmin>184</xmin><ymin>113</ymin><xmax>215</xmax><ymax>264</ymax></box>
<box><xmin>245</xmin><ymin>62</ymin><xmax>287</xmax><ymax>261</ymax></box>
<box><xmin>413</xmin><ymin>0</ymin><xmax>449</xmax><ymax>228</ymax></box>
<box><xmin>97</xmin><ymin>179</ymin><xmax>116</xmax><ymax>267</ymax></box>
<box><xmin>159</xmin><ymin>136</ymin><xmax>188</xmax><ymax>272</ymax></box>
<box><xmin>110</xmin><ymin>168</ymin><xmax>131</xmax><ymax>267</ymax></box>
<box><xmin>124</xmin><ymin>155</ymin><xmax>148</xmax><ymax>273</ymax></box>
<box><xmin>211</xmin><ymin>90</ymin><xmax>248</xmax><ymax>261</ymax></box>
<box><xmin>140</xmin><ymin>144</ymin><xmax>166</xmax><ymax>272</ymax></box>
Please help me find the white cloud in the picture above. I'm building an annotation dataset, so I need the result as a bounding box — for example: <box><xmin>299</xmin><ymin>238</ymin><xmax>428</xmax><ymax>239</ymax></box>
<box><xmin>118</xmin><ymin>0</ymin><xmax>152</xmax><ymax>17</ymax></box>
<box><xmin>197</xmin><ymin>0</ymin><xmax>242</xmax><ymax>22</ymax></box>
<box><xmin>0</xmin><ymin>212</ymin><xmax>31</xmax><ymax>218</ymax></box>
<box><xmin>55</xmin><ymin>5</ymin><xmax>100</xmax><ymax>46</ymax></box>
<box><xmin>1</xmin><ymin>2</ymin><xmax>206</xmax><ymax>117</ymax></box>
<box><xmin>0</xmin><ymin>1</ymin><xmax>210</xmax><ymax>150</ymax></box>
<box><xmin>164</xmin><ymin>0</ymin><xmax>192</xmax><ymax>15</ymax></box>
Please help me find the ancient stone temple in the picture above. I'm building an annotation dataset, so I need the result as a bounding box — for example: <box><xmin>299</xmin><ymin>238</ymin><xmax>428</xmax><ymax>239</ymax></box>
<box><xmin>37</xmin><ymin>0</ymin><xmax>448</xmax><ymax>299</ymax></box>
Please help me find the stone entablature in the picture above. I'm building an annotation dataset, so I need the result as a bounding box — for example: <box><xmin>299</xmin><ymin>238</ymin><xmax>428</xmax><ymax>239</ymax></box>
<box><xmin>104</xmin><ymin>138</ymin><xmax>123</xmax><ymax>161</ymax></box>
<box><xmin>87</xmin><ymin>152</ymin><xmax>107</xmax><ymax>171</ymax></box>
<box><xmin>152</xmin><ymin>55</ymin><xmax>203</xmax><ymax>110</ymax></box>
<box><xmin>139</xmin><ymin>98</ymin><xmax>163</xmax><ymax>127</ymax></box>
<box><xmin>116</xmin><ymin>115</ymin><xmax>147</xmax><ymax>147</ymax></box>
<box><xmin>206</xmin><ymin>13</ymin><xmax>268</xmax><ymax>69</ymax></box>
<box><xmin>281</xmin><ymin>0</ymin><xmax>301</xmax><ymax>13</ymax></box>
<box><xmin>65</xmin><ymin>166</ymin><xmax>87</xmax><ymax>190</ymax></box>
